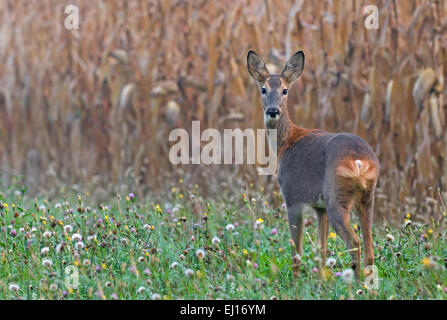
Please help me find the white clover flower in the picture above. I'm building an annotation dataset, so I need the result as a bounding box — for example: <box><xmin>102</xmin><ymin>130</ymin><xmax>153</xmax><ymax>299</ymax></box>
<box><xmin>151</xmin><ymin>293</ymin><xmax>161</xmax><ymax>300</ymax></box>
<box><xmin>195</xmin><ymin>249</ymin><xmax>206</xmax><ymax>260</ymax></box>
<box><xmin>39</xmin><ymin>205</ymin><xmax>46</xmax><ymax>212</ymax></box>
<box><xmin>386</xmin><ymin>234</ymin><xmax>395</xmax><ymax>242</ymax></box>
<box><xmin>137</xmin><ymin>287</ymin><xmax>146</xmax><ymax>294</ymax></box>
<box><xmin>31</xmin><ymin>227</ymin><xmax>37</xmax><ymax>233</ymax></box>
<box><xmin>138</xmin><ymin>256</ymin><xmax>145</xmax><ymax>263</ymax></box>
<box><xmin>41</xmin><ymin>247</ymin><xmax>50</xmax><ymax>255</ymax></box>
<box><xmin>184</xmin><ymin>268</ymin><xmax>195</xmax><ymax>277</ymax></box>
<box><xmin>212</xmin><ymin>236</ymin><xmax>221</xmax><ymax>246</ymax></box>
<box><xmin>342</xmin><ymin>268</ymin><xmax>354</xmax><ymax>283</ymax></box>
<box><xmin>326</xmin><ymin>257</ymin><xmax>337</xmax><ymax>268</ymax></box>
<box><xmin>75</xmin><ymin>241</ymin><xmax>85</xmax><ymax>250</ymax></box>
<box><xmin>54</xmin><ymin>203</ymin><xmax>62</xmax><ymax>209</ymax></box>
<box><xmin>49</xmin><ymin>283</ymin><xmax>58</xmax><ymax>291</ymax></box>
<box><xmin>43</xmin><ymin>231</ymin><xmax>52</xmax><ymax>238</ymax></box>
<box><xmin>64</xmin><ymin>225</ymin><xmax>73</xmax><ymax>233</ymax></box>
<box><xmin>42</xmin><ymin>259</ymin><xmax>53</xmax><ymax>267</ymax></box>
<box><xmin>9</xmin><ymin>283</ymin><xmax>20</xmax><ymax>292</ymax></box>
<box><xmin>143</xmin><ymin>224</ymin><xmax>151</xmax><ymax>230</ymax></box>
<box><xmin>82</xmin><ymin>259</ymin><xmax>91</xmax><ymax>266</ymax></box>
<box><xmin>226</xmin><ymin>224</ymin><xmax>235</xmax><ymax>231</ymax></box>
<box><xmin>87</xmin><ymin>235</ymin><xmax>96</xmax><ymax>242</ymax></box>
<box><xmin>72</xmin><ymin>233</ymin><xmax>82</xmax><ymax>242</ymax></box>
<box><xmin>170</xmin><ymin>262</ymin><xmax>179</xmax><ymax>269</ymax></box>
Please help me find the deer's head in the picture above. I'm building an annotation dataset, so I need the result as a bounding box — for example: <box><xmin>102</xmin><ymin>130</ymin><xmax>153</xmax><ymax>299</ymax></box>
<box><xmin>247</xmin><ymin>50</ymin><xmax>305</xmax><ymax>123</ymax></box>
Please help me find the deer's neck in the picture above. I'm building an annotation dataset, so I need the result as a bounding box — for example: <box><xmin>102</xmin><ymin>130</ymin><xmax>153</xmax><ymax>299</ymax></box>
<box><xmin>265</xmin><ymin>110</ymin><xmax>310</xmax><ymax>158</ymax></box>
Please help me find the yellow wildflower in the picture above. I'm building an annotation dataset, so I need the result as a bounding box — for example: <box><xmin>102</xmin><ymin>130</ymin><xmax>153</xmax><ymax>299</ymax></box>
<box><xmin>422</xmin><ymin>257</ymin><xmax>436</xmax><ymax>270</ymax></box>
<box><xmin>329</xmin><ymin>232</ymin><xmax>337</xmax><ymax>239</ymax></box>
<box><xmin>179</xmin><ymin>194</ymin><xmax>183</xmax><ymax>199</ymax></box>
<box><xmin>256</xmin><ymin>217</ymin><xmax>264</xmax><ymax>224</ymax></box>
<box><xmin>243</xmin><ymin>249</ymin><xmax>248</xmax><ymax>256</ymax></box>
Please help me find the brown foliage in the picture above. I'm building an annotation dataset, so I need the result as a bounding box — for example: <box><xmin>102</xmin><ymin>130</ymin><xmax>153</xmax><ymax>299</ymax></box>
<box><xmin>0</xmin><ymin>0</ymin><xmax>446</xmax><ymax>223</ymax></box>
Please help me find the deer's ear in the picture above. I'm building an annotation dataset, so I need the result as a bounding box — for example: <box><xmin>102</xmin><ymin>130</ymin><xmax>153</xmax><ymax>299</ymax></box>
<box><xmin>247</xmin><ymin>50</ymin><xmax>269</xmax><ymax>82</ymax></box>
<box><xmin>281</xmin><ymin>51</ymin><xmax>305</xmax><ymax>84</ymax></box>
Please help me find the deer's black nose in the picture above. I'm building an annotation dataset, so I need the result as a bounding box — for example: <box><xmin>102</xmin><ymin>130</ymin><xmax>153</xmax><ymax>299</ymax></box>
<box><xmin>266</xmin><ymin>107</ymin><xmax>280</xmax><ymax>118</ymax></box>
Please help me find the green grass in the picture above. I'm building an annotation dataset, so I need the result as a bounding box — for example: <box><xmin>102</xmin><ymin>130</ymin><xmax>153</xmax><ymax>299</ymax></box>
<box><xmin>0</xmin><ymin>181</ymin><xmax>446</xmax><ymax>300</ymax></box>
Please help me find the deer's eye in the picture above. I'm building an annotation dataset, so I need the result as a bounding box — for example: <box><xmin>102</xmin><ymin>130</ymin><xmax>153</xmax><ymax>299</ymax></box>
<box><xmin>261</xmin><ymin>88</ymin><xmax>267</xmax><ymax>95</ymax></box>
<box><xmin>282</xmin><ymin>89</ymin><xmax>288</xmax><ymax>95</ymax></box>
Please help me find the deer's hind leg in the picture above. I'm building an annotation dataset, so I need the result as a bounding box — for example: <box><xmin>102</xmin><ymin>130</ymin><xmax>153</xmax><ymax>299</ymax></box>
<box><xmin>287</xmin><ymin>203</ymin><xmax>305</xmax><ymax>279</ymax></box>
<box><xmin>326</xmin><ymin>190</ymin><xmax>361</xmax><ymax>279</ymax></box>
<box><xmin>355</xmin><ymin>189</ymin><xmax>376</xmax><ymax>274</ymax></box>
<box><xmin>316</xmin><ymin>209</ymin><xmax>329</xmax><ymax>263</ymax></box>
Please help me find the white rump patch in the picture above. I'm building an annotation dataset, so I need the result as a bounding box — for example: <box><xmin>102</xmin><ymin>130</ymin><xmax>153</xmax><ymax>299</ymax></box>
<box><xmin>355</xmin><ymin>160</ymin><xmax>363</xmax><ymax>170</ymax></box>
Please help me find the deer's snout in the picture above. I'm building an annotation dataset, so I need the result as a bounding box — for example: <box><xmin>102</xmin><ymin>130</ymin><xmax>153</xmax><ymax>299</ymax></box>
<box><xmin>266</xmin><ymin>107</ymin><xmax>280</xmax><ymax>118</ymax></box>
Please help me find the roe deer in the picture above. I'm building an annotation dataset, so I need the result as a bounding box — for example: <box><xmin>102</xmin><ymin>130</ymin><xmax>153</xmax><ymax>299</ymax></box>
<box><xmin>247</xmin><ymin>50</ymin><xmax>380</xmax><ymax>279</ymax></box>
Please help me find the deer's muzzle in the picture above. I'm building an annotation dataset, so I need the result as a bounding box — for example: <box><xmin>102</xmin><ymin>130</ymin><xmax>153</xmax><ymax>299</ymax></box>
<box><xmin>266</xmin><ymin>107</ymin><xmax>280</xmax><ymax>118</ymax></box>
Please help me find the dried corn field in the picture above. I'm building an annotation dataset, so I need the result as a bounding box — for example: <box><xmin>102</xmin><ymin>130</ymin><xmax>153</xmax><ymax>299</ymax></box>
<box><xmin>0</xmin><ymin>0</ymin><xmax>446</xmax><ymax>224</ymax></box>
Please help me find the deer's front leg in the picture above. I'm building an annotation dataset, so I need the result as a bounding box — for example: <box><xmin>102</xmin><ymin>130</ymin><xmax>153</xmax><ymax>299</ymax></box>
<box><xmin>287</xmin><ymin>203</ymin><xmax>305</xmax><ymax>279</ymax></box>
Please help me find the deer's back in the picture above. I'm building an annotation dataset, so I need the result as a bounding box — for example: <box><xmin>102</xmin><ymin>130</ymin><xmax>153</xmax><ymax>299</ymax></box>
<box><xmin>277</xmin><ymin>131</ymin><xmax>379</xmax><ymax>208</ymax></box>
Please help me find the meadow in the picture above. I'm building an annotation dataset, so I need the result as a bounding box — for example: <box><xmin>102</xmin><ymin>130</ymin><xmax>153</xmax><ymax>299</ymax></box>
<box><xmin>0</xmin><ymin>178</ymin><xmax>446</xmax><ymax>300</ymax></box>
